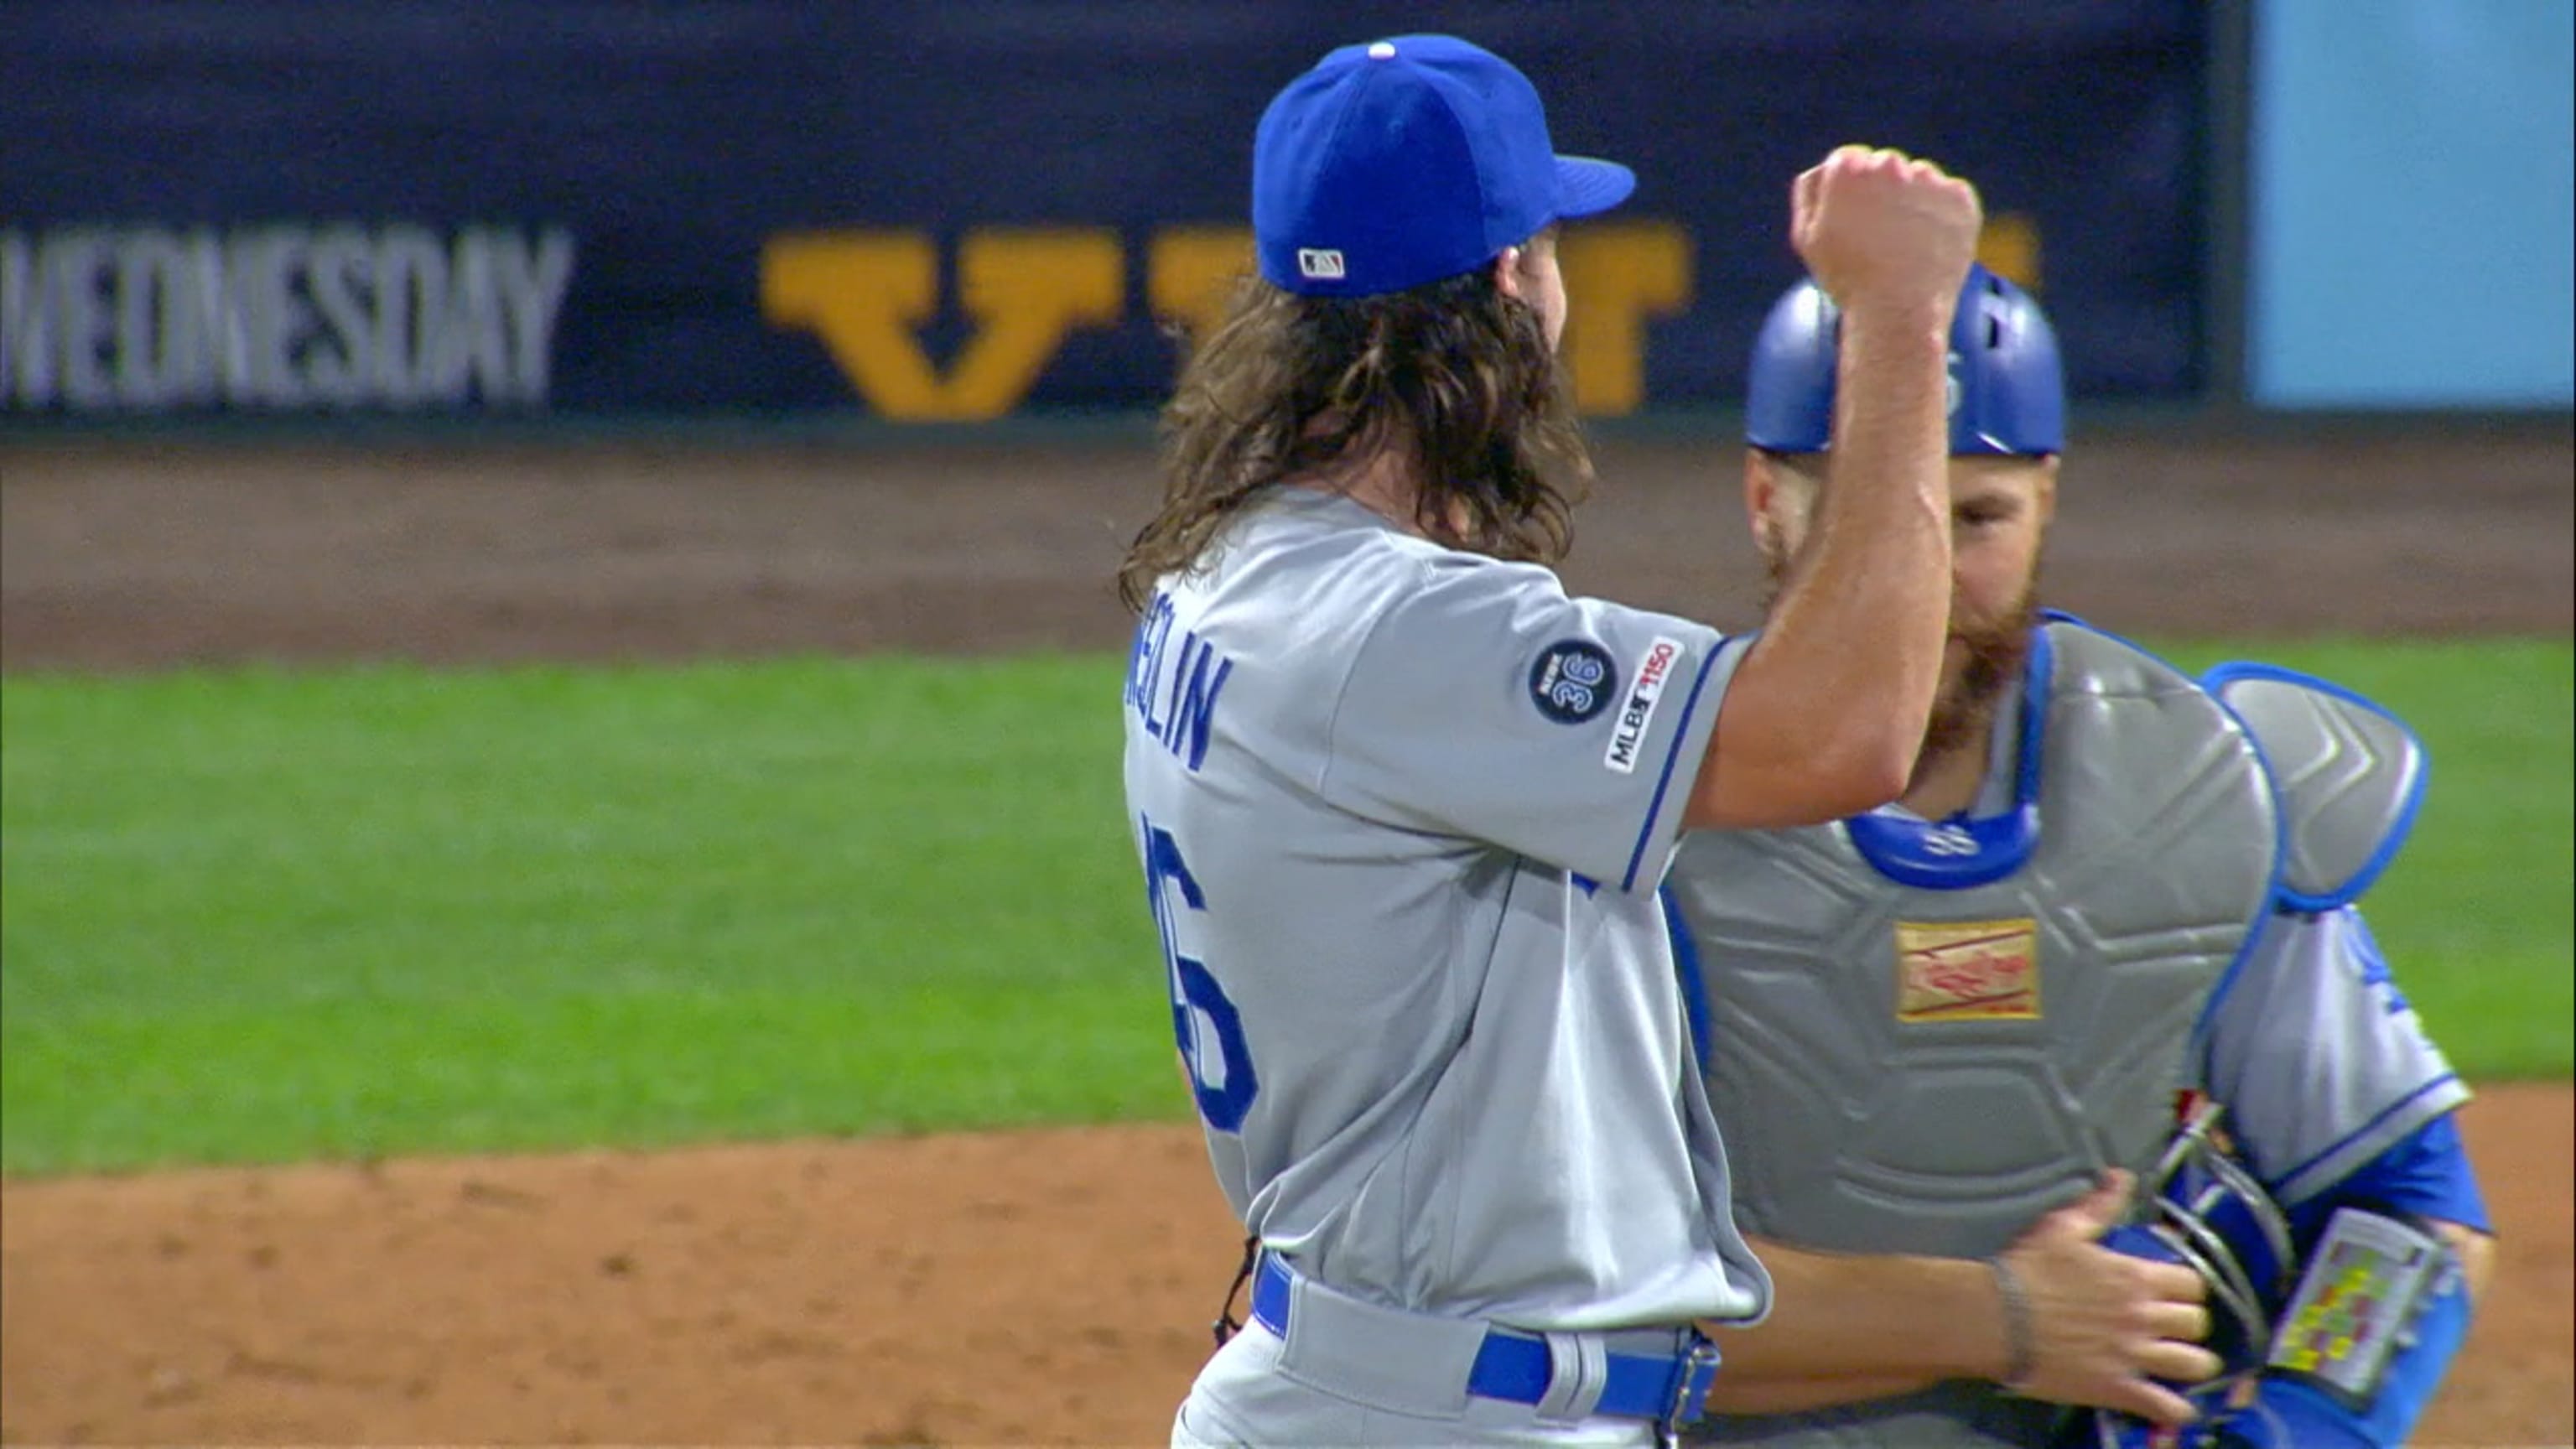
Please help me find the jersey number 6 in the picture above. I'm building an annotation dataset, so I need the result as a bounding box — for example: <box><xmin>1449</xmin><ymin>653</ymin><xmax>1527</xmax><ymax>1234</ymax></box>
<box><xmin>1143</xmin><ymin>818</ymin><xmax>1259</xmax><ymax>1132</ymax></box>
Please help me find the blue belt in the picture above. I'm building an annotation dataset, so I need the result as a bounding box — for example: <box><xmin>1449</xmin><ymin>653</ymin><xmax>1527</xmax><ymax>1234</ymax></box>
<box><xmin>1249</xmin><ymin>1252</ymin><xmax>1720</xmax><ymax>1424</ymax></box>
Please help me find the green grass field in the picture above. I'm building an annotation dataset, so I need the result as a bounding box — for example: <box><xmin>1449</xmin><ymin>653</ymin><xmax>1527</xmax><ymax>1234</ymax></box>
<box><xmin>4</xmin><ymin>640</ymin><xmax>2569</xmax><ymax>1176</ymax></box>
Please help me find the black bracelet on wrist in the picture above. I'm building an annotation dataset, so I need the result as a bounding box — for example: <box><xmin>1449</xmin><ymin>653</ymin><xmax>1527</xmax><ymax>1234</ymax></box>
<box><xmin>1990</xmin><ymin>1255</ymin><xmax>2037</xmax><ymax>1389</ymax></box>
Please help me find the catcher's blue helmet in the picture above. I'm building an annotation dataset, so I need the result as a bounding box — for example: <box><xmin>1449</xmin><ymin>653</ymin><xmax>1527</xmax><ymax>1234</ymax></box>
<box><xmin>1744</xmin><ymin>263</ymin><xmax>2064</xmax><ymax>455</ymax></box>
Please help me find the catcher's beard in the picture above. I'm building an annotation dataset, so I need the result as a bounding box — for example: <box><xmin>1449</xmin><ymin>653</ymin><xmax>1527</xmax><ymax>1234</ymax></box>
<box><xmin>1922</xmin><ymin>587</ymin><xmax>2039</xmax><ymax>767</ymax></box>
<box><xmin>1759</xmin><ymin>543</ymin><xmax>2041</xmax><ymax>778</ymax></box>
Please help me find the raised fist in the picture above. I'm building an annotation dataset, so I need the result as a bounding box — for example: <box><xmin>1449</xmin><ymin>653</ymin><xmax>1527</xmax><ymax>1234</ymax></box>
<box><xmin>1790</xmin><ymin>144</ymin><xmax>1982</xmax><ymax>316</ymax></box>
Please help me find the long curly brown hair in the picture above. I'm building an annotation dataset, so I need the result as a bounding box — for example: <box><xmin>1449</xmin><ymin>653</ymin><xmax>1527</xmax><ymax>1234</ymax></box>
<box><xmin>1115</xmin><ymin>258</ymin><xmax>1593</xmax><ymax>614</ymax></box>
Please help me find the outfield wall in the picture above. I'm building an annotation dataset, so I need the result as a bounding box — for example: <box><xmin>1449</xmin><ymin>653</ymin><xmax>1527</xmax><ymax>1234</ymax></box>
<box><xmin>4</xmin><ymin>2</ymin><xmax>2568</xmax><ymax>430</ymax></box>
<box><xmin>3</xmin><ymin>2</ymin><xmax>2207</xmax><ymax>424</ymax></box>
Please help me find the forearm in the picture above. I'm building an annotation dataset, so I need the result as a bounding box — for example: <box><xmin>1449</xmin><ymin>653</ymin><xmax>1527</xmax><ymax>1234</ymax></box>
<box><xmin>1697</xmin><ymin>1234</ymin><xmax>2005</xmax><ymax>1409</ymax></box>
<box><xmin>1695</xmin><ymin>309</ymin><xmax>1952</xmax><ymax>825</ymax></box>
<box><xmin>1765</xmin><ymin>306</ymin><xmax>1955</xmax><ymax>741</ymax></box>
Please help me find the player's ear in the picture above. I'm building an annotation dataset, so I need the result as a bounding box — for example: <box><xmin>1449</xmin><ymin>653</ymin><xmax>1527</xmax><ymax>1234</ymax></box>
<box><xmin>1743</xmin><ymin>449</ymin><xmax>1779</xmax><ymax>548</ymax></box>
<box><xmin>2034</xmin><ymin>455</ymin><xmax>2060</xmax><ymax>527</ymax></box>
<box><xmin>1492</xmin><ymin>247</ymin><xmax>1526</xmax><ymax>301</ymax></box>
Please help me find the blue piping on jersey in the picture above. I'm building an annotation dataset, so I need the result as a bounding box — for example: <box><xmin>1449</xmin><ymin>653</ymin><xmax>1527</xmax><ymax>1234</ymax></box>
<box><xmin>2268</xmin><ymin>1070</ymin><xmax>2464</xmax><ymax>1203</ymax></box>
<box><xmin>1623</xmin><ymin>644</ymin><xmax>1722</xmax><ymax>893</ymax></box>
<box><xmin>1843</xmin><ymin>625</ymin><xmax>2054</xmax><ymax>890</ymax></box>
<box><xmin>2016</xmin><ymin>612</ymin><xmax>2290</xmax><ymax>1072</ymax></box>
<box><xmin>2199</xmin><ymin>660</ymin><xmax>2431</xmax><ymax>912</ymax></box>
<box><xmin>1661</xmin><ymin>884</ymin><xmax>1714</xmax><ymax>1074</ymax></box>
<box><xmin>2342</xmin><ymin>909</ymin><xmax>2415</xmax><ymax>1015</ymax></box>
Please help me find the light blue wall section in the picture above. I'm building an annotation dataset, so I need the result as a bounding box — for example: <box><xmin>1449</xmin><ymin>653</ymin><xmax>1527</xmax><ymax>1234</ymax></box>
<box><xmin>2251</xmin><ymin>0</ymin><xmax>2574</xmax><ymax>408</ymax></box>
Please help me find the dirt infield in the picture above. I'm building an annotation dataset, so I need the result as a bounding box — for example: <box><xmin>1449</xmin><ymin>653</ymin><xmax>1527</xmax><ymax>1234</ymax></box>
<box><xmin>0</xmin><ymin>1088</ymin><xmax>2563</xmax><ymax>1447</ymax></box>
<box><xmin>2</xmin><ymin>426</ymin><xmax>2570</xmax><ymax>1445</ymax></box>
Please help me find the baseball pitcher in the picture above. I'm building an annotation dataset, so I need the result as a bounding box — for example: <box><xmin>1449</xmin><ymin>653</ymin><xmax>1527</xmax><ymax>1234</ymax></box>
<box><xmin>1118</xmin><ymin>32</ymin><xmax>2045</xmax><ymax>1449</ymax></box>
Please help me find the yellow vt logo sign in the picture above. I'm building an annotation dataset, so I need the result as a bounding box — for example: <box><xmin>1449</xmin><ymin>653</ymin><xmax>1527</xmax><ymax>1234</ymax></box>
<box><xmin>761</xmin><ymin>223</ymin><xmax>1696</xmax><ymax>422</ymax></box>
<box><xmin>762</xmin><ymin>229</ymin><xmax>1123</xmax><ymax>422</ymax></box>
<box><xmin>761</xmin><ymin>219</ymin><xmax>2038</xmax><ymax>422</ymax></box>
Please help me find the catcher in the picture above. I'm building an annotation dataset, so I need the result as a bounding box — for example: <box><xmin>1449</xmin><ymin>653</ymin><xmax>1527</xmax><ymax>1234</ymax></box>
<box><xmin>1661</xmin><ymin>266</ymin><xmax>2495</xmax><ymax>1447</ymax></box>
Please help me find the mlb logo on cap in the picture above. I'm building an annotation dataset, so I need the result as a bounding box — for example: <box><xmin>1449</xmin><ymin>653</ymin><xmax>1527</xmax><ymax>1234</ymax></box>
<box><xmin>1251</xmin><ymin>34</ymin><xmax>1636</xmax><ymax>299</ymax></box>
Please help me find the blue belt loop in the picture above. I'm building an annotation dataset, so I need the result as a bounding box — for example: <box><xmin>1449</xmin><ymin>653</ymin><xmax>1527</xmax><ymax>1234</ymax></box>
<box><xmin>1249</xmin><ymin>1249</ymin><xmax>1292</xmax><ymax>1337</ymax></box>
<box><xmin>1659</xmin><ymin>1330</ymin><xmax>1722</xmax><ymax>1446</ymax></box>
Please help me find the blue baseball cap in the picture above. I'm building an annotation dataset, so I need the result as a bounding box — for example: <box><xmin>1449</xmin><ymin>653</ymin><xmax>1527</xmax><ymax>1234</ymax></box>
<box><xmin>1251</xmin><ymin>34</ymin><xmax>1636</xmax><ymax>299</ymax></box>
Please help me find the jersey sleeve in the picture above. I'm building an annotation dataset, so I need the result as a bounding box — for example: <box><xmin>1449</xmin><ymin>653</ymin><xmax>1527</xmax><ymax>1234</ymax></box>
<box><xmin>2201</xmin><ymin>906</ymin><xmax>2470</xmax><ymax>1207</ymax></box>
<box><xmin>1318</xmin><ymin>553</ymin><xmax>1737</xmax><ymax>893</ymax></box>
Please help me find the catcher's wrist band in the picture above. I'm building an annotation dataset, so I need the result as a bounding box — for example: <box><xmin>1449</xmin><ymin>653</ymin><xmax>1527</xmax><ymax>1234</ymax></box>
<box><xmin>1991</xmin><ymin>1256</ymin><xmax>2037</xmax><ymax>1388</ymax></box>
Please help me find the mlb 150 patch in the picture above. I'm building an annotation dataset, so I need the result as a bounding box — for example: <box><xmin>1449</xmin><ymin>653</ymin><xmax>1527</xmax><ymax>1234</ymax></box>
<box><xmin>1894</xmin><ymin>917</ymin><xmax>2040</xmax><ymax>1021</ymax></box>
<box><xmin>1529</xmin><ymin>640</ymin><xmax>1617</xmax><ymax>724</ymax></box>
<box><xmin>1603</xmin><ymin>636</ymin><xmax>1684</xmax><ymax>774</ymax></box>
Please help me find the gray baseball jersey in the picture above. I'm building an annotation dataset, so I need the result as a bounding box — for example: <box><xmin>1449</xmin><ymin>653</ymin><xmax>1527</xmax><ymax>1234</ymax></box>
<box><xmin>1123</xmin><ymin>486</ymin><xmax>1771</xmax><ymax>1333</ymax></box>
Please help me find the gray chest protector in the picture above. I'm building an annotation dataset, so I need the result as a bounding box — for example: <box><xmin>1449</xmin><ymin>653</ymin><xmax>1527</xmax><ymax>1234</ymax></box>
<box><xmin>1675</xmin><ymin>621</ymin><xmax>2278</xmax><ymax>1447</ymax></box>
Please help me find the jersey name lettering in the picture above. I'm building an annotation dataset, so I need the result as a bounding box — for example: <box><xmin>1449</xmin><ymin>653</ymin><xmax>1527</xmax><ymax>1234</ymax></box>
<box><xmin>1124</xmin><ymin>589</ymin><xmax>1235</xmax><ymax>773</ymax></box>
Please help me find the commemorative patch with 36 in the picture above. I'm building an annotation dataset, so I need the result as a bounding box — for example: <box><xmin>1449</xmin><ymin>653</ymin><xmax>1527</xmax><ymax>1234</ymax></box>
<box><xmin>1529</xmin><ymin>639</ymin><xmax>1617</xmax><ymax>724</ymax></box>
